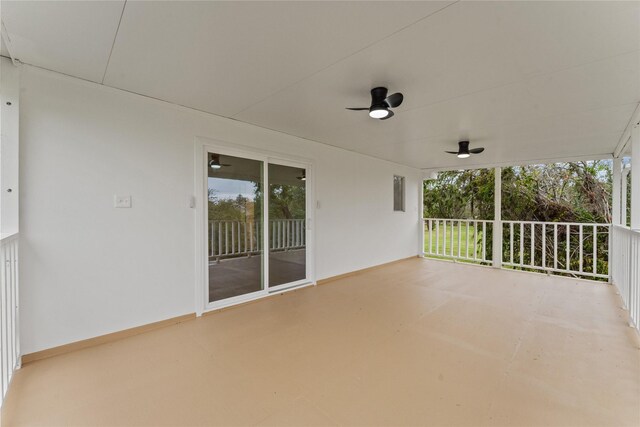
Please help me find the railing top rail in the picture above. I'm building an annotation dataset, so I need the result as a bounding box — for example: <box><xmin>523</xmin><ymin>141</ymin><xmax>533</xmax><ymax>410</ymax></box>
<box><xmin>423</xmin><ymin>218</ymin><xmax>610</xmax><ymax>227</ymax></box>
<box><xmin>422</xmin><ymin>218</ymin><xmax>493</xmax><ymax>222</ymax></box>
<box><xmin>500</xmin><ymin>220</ymin><xmax>610</xmax><ymax>227</ymax></box>
<box><xmin>209</xmin><ymin>219</ymin><xmax>304</xmax><ymax>222</ymax></box>
<box><xmin>0</xmin><ymin>232</ymin><xmax>19</xmax><ymax>243</ymax></box>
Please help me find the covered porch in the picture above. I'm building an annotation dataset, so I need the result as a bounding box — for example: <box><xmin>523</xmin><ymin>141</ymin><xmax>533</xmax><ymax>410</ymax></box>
<box><xmin>0</xmin><ymin>1</ymin><xmax>639</xmax><ymax>425</ymax></box>
<box><xmin>2</xmin><ymin>258</ymin><xmax>639</xmax><ymax>426</ymax></box>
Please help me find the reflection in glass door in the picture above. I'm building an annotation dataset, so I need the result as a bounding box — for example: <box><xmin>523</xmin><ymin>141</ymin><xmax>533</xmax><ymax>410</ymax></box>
<box><xmin>207</xmin><ymin>153</ymin><xmax>263</xmax><ymax>303</ymax></box>
<box><xmin>268</xmin><ymin>164</ymin><xmax>307</xmax><ymax>287</ymax></box>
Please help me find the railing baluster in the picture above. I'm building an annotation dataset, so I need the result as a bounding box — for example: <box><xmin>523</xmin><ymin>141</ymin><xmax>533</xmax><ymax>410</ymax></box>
<box><xmin>531</xmin><ymin>223</ymin><xmax>535</xmax><ymax>267</ymax></box>
<box><xmin>579</xmin><ymin>224</ymin><xmax>583</xmax><ymax>273</ymax></box>
<box><xmin>542</xmin><ymin>223</ymin><xmax>546</xmax><ymax>268</ymax></box>
<box><xmin>450</xmin><ymin>220</ymin><xmax>454</xmax><ymax>257</ymax></box>
<box><xmin>436</xmin><ymin>220</ymin><xmax>440</xmax><ymax>255</ymax></box>
<box><xmin>519</xmin><ymin>222</ymin><xmax>524</xmax><ymax>266</ymax></box>
<box><xmin>566</xmin><ymin>224</ymin><xmax>570</xmax><ymax>271</ymax></box>
<box><xmin>466</xmin><ymin>221</ymin><xmax>470</xmax><ymax>259</ymax></box>
<box><xmin>593</xmin><ymin>225</ymin><xmax>597</xmax><ymax>274</ymax></box>
<box><xmin>209</xmin><ymin>224</ymin><xmax>214</xmax><ymax>256</ymax></box>
<box><xmin>554</xmin><ymin>223</ymin><xmax>558</xmax><ymax>270</ymax></box>
<box><xmin>428</xmin><ymin>219</ymin><xmax>432</xmax><ymax>254</ymax></box>
<box><xmin>482</xmin><ymin>221</ymin><xmax>486</xmax><ymax>261</ymax></box>
<box><xmin>443</xmin><ymin>220</ymin><xmax>447</xmax><ymax>256</ymax></box>
<box><xmin>458</xmin><ymin>221</ymin><xmax>461</xmax><ymax>258</ymax></box>
<box><xmin>510</xmin><ymin>222</ymin><xmax>514</xmax><ymax>264</ymax></box>
<box><xmin>225</xmin><ymin>222</ymin><xmax>229</xmax><ymax>255</ymax></box>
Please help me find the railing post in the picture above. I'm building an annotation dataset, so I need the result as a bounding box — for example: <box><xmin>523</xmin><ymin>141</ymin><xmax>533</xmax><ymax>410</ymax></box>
<box><xmin>492</xmin><ymin>167</ymin><xmax>502</xmax><ymax>268</ymax></box>
<box><xmin>612</xmin><ymin>158</ymin><xmax>622</xmax><ymax>225</ymax></box>
<box><xmin>631</xmin><ymin>124</ymin><xmax>640</xmax><ymax>230</ymax></box>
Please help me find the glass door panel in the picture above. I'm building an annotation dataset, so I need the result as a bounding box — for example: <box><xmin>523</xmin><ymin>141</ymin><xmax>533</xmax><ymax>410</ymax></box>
<box><xmin>208</xmin><ymin>153</ymin><xmax>263</xmax><ymax>302</ymax></box>
<box><xmin>268</xmin><ymin>164</ymin><xmax>307</xmax><ymax>287</ymax></box>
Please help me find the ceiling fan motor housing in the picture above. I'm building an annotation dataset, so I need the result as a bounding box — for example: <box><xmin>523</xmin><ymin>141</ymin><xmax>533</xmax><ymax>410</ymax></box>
<box><xmin>370</xmin><ymin>87</ymin><xmax>389</xmax><ymax>108</ymax></box>
<box><xmin>458</xmin><ymin>140</ymin><xmax>470</xmax><ymax>154</ymax></box>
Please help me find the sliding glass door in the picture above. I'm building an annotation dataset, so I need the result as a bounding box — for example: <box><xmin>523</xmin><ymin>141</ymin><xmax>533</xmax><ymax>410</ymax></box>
<box><xmin>207</xmin><ymin>153</ymin><xmax>264</xmax><ymax>303</ymax></box>
<box><xmin>206</xmin><ymin>150</ymin><xmax>309</xmax><ymax>306</ymax></box>
<box><xmin>268</xmin><ymin>163</ymin><xmax>307</xmax><ymax>288</ymax></box>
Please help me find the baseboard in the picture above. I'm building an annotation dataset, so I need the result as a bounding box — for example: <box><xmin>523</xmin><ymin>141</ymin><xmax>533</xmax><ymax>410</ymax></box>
<box><xmin>21</xmin><ymin>313</ymin><xmax>196</xmax><ymax>365</ymax></box>
<box><xmin>316</xmin><ymin>255</ymin><xmax>419</xmax><ymax>285</ymax></box>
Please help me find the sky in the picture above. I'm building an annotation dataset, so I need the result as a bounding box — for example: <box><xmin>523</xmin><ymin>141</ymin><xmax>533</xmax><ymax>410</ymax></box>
<box><xmin>208</xmin><ymin>177</ymin><xmax>257</xmax><ymax>201</ymax></box>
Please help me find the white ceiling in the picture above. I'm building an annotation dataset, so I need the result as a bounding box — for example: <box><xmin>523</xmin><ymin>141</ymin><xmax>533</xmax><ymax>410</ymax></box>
<box><xmin>2</xmin><ymin>1</ymin><xmax>639</xmax><ymax>169</ymax></box>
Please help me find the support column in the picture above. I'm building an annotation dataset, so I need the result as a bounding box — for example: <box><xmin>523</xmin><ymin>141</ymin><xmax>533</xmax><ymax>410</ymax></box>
<box><xmin>622</xmin><ymin>167</ymin><xmax>630</xmax><ymax>227</ymax></box>
<box><xmin>612</xmin><ymin>158</ymin><xmax>622</xmax><ymax>225</ymax></box>
<box><xmin>632</xmin><ymin>124</ymin><xmax>640</xmax><ymax>230</ymax></box>
<box><xmin>492</xmin><ymin>167</ymin><xmax>502</xmax><ymax>268</ymax></box>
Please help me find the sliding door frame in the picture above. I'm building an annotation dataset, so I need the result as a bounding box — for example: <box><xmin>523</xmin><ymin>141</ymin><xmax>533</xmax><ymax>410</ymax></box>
<box><xmin>194</xmin><ymin>137</ymin><xmax>315</xmax><ymax>315</ymax></box>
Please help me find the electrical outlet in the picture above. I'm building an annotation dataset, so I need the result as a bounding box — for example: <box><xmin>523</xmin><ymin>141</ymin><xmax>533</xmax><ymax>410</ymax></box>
<box><xmin>114</xmin><ymin>195</ymin><xmax>131</xmax><ymax>208</ymax></box>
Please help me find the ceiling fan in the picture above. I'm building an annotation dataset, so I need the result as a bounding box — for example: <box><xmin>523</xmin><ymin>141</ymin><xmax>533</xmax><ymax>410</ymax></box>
<box><xmin>209</xmin><ymin>153</ymin><xmax>231</xmax><ymax>169</ymax></box>
<box><xmin>445</xmin><ymin>141</ymin><xmax>484</xmax><ymax>159</ymax></box>
<box><xmin>346</xmin><ymin>87</ymin><xmax>403</xmax><ymax>120</ymax></box>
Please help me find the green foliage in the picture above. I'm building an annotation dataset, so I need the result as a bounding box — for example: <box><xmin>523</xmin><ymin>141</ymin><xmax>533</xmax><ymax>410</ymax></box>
<box><xmin>269</xmin><ymin>184</ymin><xmax>305</xmax><ymax>220</ymax></box>
<box><xmin>423</xmin><ymin>169</ymin><xmax>495</xmax><ymax>219</ymax></box>
<box><xmin>424</xmin><ymin>161</ymin><xmax>612</xmax><ymax>223</ymax></box>
<box><xmin>424</xmin><ymin>161</ymin><xmax>613</xmax><ymax>281</ymax></box>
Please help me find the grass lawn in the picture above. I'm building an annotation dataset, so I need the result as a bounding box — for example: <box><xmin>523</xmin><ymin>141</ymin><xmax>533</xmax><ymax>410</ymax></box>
<box><xmin>424</xmin><ymin>223</ymin><xmax>485</xmax><ymax>259</ymax></box>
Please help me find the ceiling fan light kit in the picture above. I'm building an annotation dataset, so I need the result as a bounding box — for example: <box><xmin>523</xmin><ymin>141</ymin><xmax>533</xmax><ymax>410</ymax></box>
<box><xmin>369</xmin><ymin>106</ymin><xmax>389</xmax><ymax>119</ymax></box>
<box><xmin>347</xmin><ymin>87</ymin><xmax>403</xmax><ymax>120</ymax></box>
<box><xmin>209</xmin><ymin>153</ymin><xmax>231</xmax><ymax>169</ymax></box>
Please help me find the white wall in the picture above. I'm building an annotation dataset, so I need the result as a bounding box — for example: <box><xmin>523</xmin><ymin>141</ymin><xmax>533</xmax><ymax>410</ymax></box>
<box><xmin>19</xmin><ymin>66</ymin><xmax>421</xmax><ymax>354</ymax></box>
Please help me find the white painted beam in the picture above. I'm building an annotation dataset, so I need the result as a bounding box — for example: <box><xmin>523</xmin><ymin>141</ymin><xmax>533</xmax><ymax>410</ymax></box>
<box><xmin>422</xmin><ymin>153</ymin><xmax>612</xmax><ymax>174</ymax></box>
<box><xmin>614</xmin><ymin>103</ymin><xmax>640</xmax><ymax>159</ymax></box>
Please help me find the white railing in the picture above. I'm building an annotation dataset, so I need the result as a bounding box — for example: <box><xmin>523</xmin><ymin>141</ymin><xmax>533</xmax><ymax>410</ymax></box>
<box><xmin>611</xmin><ymin>225</ymin><xmax>640</xmax><ymax>331</ymax></box>
<box><xmin>209</xmin><ymin>219</ymin><xmax>305</xmax><ymax>259</ymax></box>
<box><xmin>0</xmin><ymin>233</ymin><xmax>19</xmax><ymax>406</ymax></box>
<box><xmin>423</xmin><ymin>219</ymin><xmax>493</xmax><ymax>264</ymax></box>
<box><xmin>423</xmin><ymin>219</ymin><xmax>610</xmax><ymax>280</ymax></box>
<box><xmin>502</xmin><ymin>221</ymin><xmax>610</xmax><ymax>280</ymax></box>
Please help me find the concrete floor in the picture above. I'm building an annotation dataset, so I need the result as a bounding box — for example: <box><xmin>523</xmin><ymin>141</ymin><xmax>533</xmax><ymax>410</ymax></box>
<box><xmin>3</xmin><ymin>259</ymin><xmax>639</xmax><ymax>426</ymax></box>
<box><xmin>209</xmin><ymin>249</ymin><xmax>306</xmax><ymax>302</ymax></box>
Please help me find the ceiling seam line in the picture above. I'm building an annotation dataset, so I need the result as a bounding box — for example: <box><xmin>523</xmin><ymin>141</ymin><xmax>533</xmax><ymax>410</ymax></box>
<box><xmin>101</xmin><ymin>0</ymin><xmax>127</xmax><ymax>84</ymax></box>
<box><xmin>229</xmin><ymin>0</ymin><xmax>460</xmax><ymax>118</ymax></box>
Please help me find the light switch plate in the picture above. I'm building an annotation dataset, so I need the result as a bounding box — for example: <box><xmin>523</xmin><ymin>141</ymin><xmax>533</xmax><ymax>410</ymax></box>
<box><xmin>114</xmin><ymin>195</ymin><xmax>131</xmax><ymax>208</ymax></box>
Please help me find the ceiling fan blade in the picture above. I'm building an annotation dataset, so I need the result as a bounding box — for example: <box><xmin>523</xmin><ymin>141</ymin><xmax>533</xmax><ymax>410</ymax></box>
<box><xmin>384</xmin><ymin>93</ymin><xmax>404</xmax><ymax>108</ymax></box>
<box><xmin>470</xmin><ymin>147</ymin><xmax>485</xmax><ymax>154</ymax></box>
<box><xmin>445</xmin><ymin>151</ymin><xmax>459</xmax><ymax>154</ymax></box>
<box><xmin>380</xmin><ymin>109</ymin><xmax>394</xmax><ymax>120</ymax></box>
<box><xmin>221</xmin><ymin>164</ymin><xmax>232</xmax><ymax>167</ymax></box>
<box><xmin>346</xmin><ymin>107</ymin><xmax>369</xmax><ymax>111</ymax></box>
